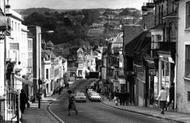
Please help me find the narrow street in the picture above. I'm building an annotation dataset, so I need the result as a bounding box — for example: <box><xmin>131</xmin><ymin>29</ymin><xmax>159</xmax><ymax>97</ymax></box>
<box><xmin>50</xmin><ymin>79</ymin><xmax>176</xmax><ymax>123</ymax></box>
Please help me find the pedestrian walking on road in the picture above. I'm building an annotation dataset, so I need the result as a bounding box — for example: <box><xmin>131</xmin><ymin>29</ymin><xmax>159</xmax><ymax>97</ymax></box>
<box><xmin>157</xmin><ymin>87</ymin><xmax>167</xmax><ymax>114</ymax></box>
<box><xmin>67</xmin><ymin>90</ymin><xmax>78</xmax><ymax>116</ymax></box>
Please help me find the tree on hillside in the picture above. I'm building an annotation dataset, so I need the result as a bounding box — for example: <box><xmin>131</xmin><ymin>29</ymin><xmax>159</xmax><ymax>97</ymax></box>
<box><xmin>81</xmin><ymin>9</ymin><xmax>101</xmax><ymax>25</ymax></box>
<box><xmin>119</xmin><ymin>8</ymin><xmax>141</xmax><ymax>18</ymax></box>
<box><xmin>24</xmin><ymin>9</ymin><xmax>102</xmax><ymax>46</ymax></box>
<box><xmin>24</xmin><ymin>12</ymin><xmax>46</xmax><ymax>26</ymax></box>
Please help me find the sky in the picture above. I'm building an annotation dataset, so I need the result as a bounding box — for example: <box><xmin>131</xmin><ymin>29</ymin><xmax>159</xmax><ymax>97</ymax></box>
<box><xmin>11</xmin><ymin>0</ymin><xmax>148</xmax><ymax>10</ymax></box>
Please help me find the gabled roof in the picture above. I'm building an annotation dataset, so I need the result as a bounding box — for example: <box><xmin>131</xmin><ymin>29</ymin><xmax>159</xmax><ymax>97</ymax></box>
<box><xmin>77</xmin><ymin>48</ymin><xmax>84</xmax><ymax>53</ymax></box>
<box><xmin>46</xmin><ymin>40</ymin><xmax>54</xmax><ymax>48</ymax></box>
<box><xmin>42</xmin><ymin>50</ymin><xmax>50</xmax><ymax>60</ymax></box>
<box><xmin>42</xmin><ymin>50</ymin><xmax>56</xmax><ymax>60</ymax></box>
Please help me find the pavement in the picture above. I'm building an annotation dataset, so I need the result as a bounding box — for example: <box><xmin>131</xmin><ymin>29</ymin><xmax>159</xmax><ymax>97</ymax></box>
<box><xmin>21</xmin><ymin>93</ymin><xmax>64</xmax><ymax>123</ymax></box>
<box><xmin>101</xmin><ymin>97</ymin><xmax>190</xmax><ymax>123</ymax></box>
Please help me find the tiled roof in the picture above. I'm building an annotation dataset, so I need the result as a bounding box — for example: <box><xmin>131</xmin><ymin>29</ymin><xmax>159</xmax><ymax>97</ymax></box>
<box><xmin>123</xmin><ymin>25</ymin><xmax>144</xmax><ymax>47</ymax></box>
<box><xmin>125</xmin><ymin>31</ymin><xmax>151</xmax><ymax>57</ymax></box>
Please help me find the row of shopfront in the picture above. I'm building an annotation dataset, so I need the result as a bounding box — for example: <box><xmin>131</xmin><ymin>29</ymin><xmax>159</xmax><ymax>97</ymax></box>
<box><xmin>0</xmin><ymin>65</ymin><xmax>65</xmax><ymax>123</ymax></box>
<box><xmin>99</xmin><ymin>29</ymin><xmax>176</xmax><ymax>108</ymax></box>
<box><xmin>0</xmin><ymin>72</ymin><xmax>31</xmax><ymax>123</ymax></box>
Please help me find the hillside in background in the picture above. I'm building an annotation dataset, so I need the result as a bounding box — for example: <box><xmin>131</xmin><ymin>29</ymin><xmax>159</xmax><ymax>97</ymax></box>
<box><xmin>16</xmin><ymin>7</ymin><xmax>141</xmax><ymax>58</ymax></box>
<box><xmin>15</xmin><ymin>8</ymin><xmax>83</xmax><ymax>17</ymax></box>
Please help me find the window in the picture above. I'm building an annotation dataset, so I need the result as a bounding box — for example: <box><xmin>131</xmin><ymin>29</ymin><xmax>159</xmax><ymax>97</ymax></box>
<box><xmin>18</xmin><ymin>23</ymin><xmax>20</xmax><ymax>31</ymax></box>
<box><xmin>151</xmin><ymin>35</ymin><xmax>154</xmax><ymax>42</ymax></box>
<box><xmin>10</xmin><ymin>43</ymin><xmax>19</xmax><ymax>50</ymax></box>
<box><xmin>28</xmin><ymin>39</ymin><xmax>32</xmax><ymax>50</ymax></box>
<box><xmin>185</xmin><ymin>45</ymin><xmax>190</xmax><ymax>78</ymax></box>
<box><xmin>46</xmin><ymin>69</ymin><xmax>49</xmax><ymax>79</ymax></box>
<box><xmin>188</xmin><ymin>91</ymin><xmax>190</xmax><ymax>101</ymax></box>
<box><xmin>54</xmin><ymin>69</ymin><xmax>59</xmax><ymax>77</ymax></box>
<box><xmin>186</xmin><ymin>1</ymin><xmax>190</xmax><ymax>28</ymax></box>
<box><xmin>46</xmin><ymin>84</ymin><xmax>49</xmax><ymax>92</ymax></box>
<box><xmin>156</xmin><ymin>35</ymin><xmax>162</xmax><ymax>41</ymax></box>
<box><xmin>11</xmin><ymin>21</ymin><xmax>13</xmax><ymax>30</ymax></box>
<box><xmin>28</xmin><ymin>52</ymin><xmax>32</xmax><ymax>67</ymax></box>
<box><xmin>15</xmin><ymin>22</ymin><xmax>17</xmax><ymax>31</ymax></box>
<box><xmin>51</xmin><ymin>81</ymin><xmax>53</xmax><ymax>91</ymax></box>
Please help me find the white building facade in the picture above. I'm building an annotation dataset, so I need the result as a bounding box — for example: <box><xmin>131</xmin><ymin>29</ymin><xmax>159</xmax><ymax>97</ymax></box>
<box><xmin>177</xmin><ymin>0</ymin><xmax>190</xmax><ymax>113</ymax></box>
<box><xmin>0</xmin><ymin>1</ymin><xmax>8</xmax><ymax>121</ymax></box>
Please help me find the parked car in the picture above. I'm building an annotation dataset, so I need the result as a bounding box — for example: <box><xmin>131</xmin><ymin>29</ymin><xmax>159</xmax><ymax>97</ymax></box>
<box><xmin>88</xmin><ymin>92</ymin><xmax>101</xmax><ymax>102</ymax></box>
<box><xmin>75</xmin><ymin>92</ymin><xmax>87</xmax><ymax>102</ymax></box>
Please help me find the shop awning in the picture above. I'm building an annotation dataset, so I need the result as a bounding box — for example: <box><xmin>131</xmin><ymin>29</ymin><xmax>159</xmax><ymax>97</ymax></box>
<box><xmin>125</xmin><ymin>31</ymin><xmax>151</xmax><ymax>57</ymax></box>
<box><xmin>14</xmin><ymin>75</ymin><xmax>33</xmax><ymax>86</ymax></box>
<box><xmin>144</xmin><ymin>56</ymin><xmax>155</xmax><ymax>69</ymax></box>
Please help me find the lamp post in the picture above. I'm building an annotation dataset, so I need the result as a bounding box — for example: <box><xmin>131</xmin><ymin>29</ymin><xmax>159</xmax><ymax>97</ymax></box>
<box><xmin>38</xmin><ymin>78</ymin><xmax>42</xmax><ymax>108</ymax></box>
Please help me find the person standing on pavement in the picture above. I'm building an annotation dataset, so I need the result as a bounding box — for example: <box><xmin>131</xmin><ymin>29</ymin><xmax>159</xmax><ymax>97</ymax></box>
<box><xmin>167</xmin><ymin>83</ymin><xmax>174</xmax><ymax>109</ymax></box>
<box><xmin>157</xmin><ymin>86</ymin><xmax>167</xmax><ymax>114</ymax></box>
<box><xmin>67</xmin><ymin>90</ymin><xmax>78</xmax><ymax>116</ymax></box>
<box><xmin>20</xmin><ymin>89</ymin><xmax>28</xmax><ymax>121</ymax></box>
<box><xmin>20</xmin><ymin>89</ymin><xmax>28</xmax><ymax>114</ymax></box>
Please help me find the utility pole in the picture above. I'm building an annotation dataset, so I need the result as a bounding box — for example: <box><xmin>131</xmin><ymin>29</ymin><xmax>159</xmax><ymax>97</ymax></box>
<box><xmin>145</xmin><ymin>64</ymin><xmax>149</xmax><ymax>107</ymax></box>
<box><xmin>38</xmin><ymin>79</ymin><xmax>41</xmax><ymax>108</ymax></box>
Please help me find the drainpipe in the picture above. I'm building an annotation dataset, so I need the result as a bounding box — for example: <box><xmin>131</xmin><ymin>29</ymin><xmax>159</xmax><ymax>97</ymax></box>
<box><xmin>174</xmin><ymin>1</ymin><xmax>179</xmax><ymax>110</ymax></box>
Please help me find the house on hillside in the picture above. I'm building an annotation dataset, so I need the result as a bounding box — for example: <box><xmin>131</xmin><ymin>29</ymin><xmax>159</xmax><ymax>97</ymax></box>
<box><xmin>76</xmin><ymin>48</ymin><xmax>86</xmax><ymax>78</ymax></box>
<box><xmin>41</xmin><ymin>41</ymin><xmax>67</xmax><ymax>96</ymax></box>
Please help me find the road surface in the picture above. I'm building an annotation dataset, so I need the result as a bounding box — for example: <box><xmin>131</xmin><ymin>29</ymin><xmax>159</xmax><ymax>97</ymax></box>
<box><xmin>50</xmin><ymin>79</ymin><xmax>176</xmax><ymax>123</ymax></box>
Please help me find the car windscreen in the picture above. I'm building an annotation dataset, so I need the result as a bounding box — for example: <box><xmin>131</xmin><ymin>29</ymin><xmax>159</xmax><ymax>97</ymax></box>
<box><xmin>76</xmin><ymin>93</ymin><xmax>85</xmax><ymax>96</ymax></box>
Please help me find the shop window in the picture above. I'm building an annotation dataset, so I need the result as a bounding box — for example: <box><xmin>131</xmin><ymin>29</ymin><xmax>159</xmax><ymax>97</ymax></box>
<box><xmin>186</xmin><ymin>1</ymin><xmax>190</xmax><ymax>28</ymax></box>
<box><xmin>185</xmin><ymin>45</ymin><xmax>190</xmax><ymax>78</ymax></box>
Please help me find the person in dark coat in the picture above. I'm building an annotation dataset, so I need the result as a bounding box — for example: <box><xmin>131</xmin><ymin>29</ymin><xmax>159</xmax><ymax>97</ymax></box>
<box><xmin>67</xmin><ymin>90</ymin><xmax>78</xmax><ymax>116</ymax></box>
<box><xmin>20</xmin><ymin>89</ymin><xmax>28</xmax><ymax>114</ymax></box>
<box><xmin>119</xmin><ymin>92</ymin><xmax>122</xmax><ymax>105</ymax></box>
<box><xmin>167</xmin><ymin>83</ymin><xmax>175</xmax><ymax>109</ymax></box>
